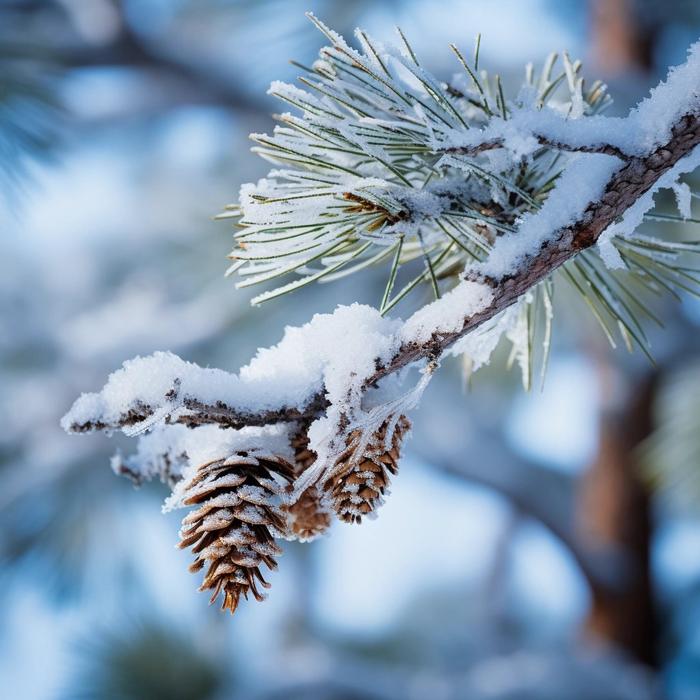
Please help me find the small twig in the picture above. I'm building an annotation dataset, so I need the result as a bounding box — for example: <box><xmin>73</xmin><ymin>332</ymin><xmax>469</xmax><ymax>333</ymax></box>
<box><xmin>443</xmin><ymin>134</ymin><xmax>632</xmax><ymax>161</ymax></box>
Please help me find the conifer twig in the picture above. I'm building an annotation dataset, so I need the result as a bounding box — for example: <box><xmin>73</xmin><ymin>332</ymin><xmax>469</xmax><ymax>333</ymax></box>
<box><xmin>64</xmin><ymin>112</ymin><xmax>700</xmax><ymax>435</ymax></box>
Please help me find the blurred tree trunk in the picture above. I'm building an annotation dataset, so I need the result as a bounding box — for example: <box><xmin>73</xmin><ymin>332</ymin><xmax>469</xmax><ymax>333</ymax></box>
<box><xmin>589</xmin><ymin>0</ymin><xmax>654</xmax><ymax>77</ymax></box>
<box><xmin>582</xmin><ymin>0</ymin><xmax>660</xmax><ymax>667</ymax></box>
<box><xmin>577</xmin><ymin>366</ymin><xmax>658</xmax><ymax>666</ymax></box>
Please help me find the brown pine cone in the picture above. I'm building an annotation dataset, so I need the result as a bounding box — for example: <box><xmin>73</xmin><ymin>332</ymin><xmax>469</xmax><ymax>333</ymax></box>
<box><xmin>291</xmin><ymin>431</ymin><xmax>316</xmax><ymax>472</ymax></box>
<box><xmin>326</xmin><ymin>415</ymin><xmax>410</xmax><ymax>524</ymax></box>
<box><xmin>178</xmin><ymin>453</ymin><xmax>293</xmax><ymax>614</ymax></box>
<box><xmin>285</xmin><ymin>432</ymin><xmax>331</xmax><ymax>541</ymax></box>
<box><xmin>285</xmin><ymin>485</ymin><xmax>331</xmax><ymax>541</ymax></box>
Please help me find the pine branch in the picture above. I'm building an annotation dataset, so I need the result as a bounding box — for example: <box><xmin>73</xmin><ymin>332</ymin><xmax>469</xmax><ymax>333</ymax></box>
<box><xmin>443</xmin><ymin>135</ymin><xmax>632</xmax><ymax>161</ymax></box>
<box><xmin>64</xmin><ymin>111</ymin><xmax>698</xmax><ymax>436</ymax></box>
<box><xmin>63</xmin><ymin>13</ymin><xmax>700</xmax><ymax>444</ymax></box>
<box><xmin>223</xmin><ymin>18</ymin><xmax>700</xmax><ymax>384</ymax></box>
<box><xmin>368</xmin><ymin>113</ymin><xmax>700</xmax><ymax>386</ymax></box>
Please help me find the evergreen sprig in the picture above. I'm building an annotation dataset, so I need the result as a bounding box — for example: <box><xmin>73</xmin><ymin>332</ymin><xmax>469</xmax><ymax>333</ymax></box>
<box><xmin>222</xmin><ymin>15</ymin><xmax>700</xmax><ymax>384</ymax></box>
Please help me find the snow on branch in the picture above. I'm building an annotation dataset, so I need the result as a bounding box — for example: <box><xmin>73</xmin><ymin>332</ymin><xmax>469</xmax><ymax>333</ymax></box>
<box><xmin>63</xmin><ymin>304</ymin><xmax>401</xmax><ymax>435</ymax></box>
<box><xmin>445</xmin><ymin>41</ymin><xmax>700</xmax><ymax>156</ymax></box>
<box><xmin>110</xmin><ymin>423</ymin><xmax>294</xmax><ymax>488</ymax></box>
<box><xmin>64</xmin><ymin>102</ymin><xmax>700</xmax><ymax>446</ymax></box>
<box><xmin>377</xmin><ymin>117</ymin><xmax>700</xmax><ymax>375</ymax></box>
<box><xmin>64</xmin><ymin>34</ymin><xmax>700</xmax><ymax>448</ymax></box>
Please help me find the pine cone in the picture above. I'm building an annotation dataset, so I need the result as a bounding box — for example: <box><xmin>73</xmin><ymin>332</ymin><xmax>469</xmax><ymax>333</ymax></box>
<box><xmin>326</xmin><ymin>415</ymin><xmax>411</xmax><ymax>524</ymax></box>
<box><xmin>286</xmin><ymin>484</ymin><xmax>331</xmax><ymax>541</ymax></box>
<box><xmin>291</xmin><ymin>431</ymin><xmax>316</xmax><ymax>472</ymax></box>
<box><xmin>178</xmin><ymin>453</ymin><xmax>293</xmax><ymax>614</ymax></box>
<box><xmin>284</xmin><ymin>432</ymin><xmax>331</xmax><ymax>541</ymax></box>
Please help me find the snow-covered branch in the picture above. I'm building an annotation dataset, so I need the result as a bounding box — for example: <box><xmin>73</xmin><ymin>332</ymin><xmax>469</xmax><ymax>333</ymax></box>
<box><xmin>443</xmin><ymin>134</ymin><xmax>632</xmax><ymax>161</ymax></box>
<box><xmin>374</xmin><ymin>115</ymin><xmax>700</xmax><ymax>377</ymax></box>
<box><xmin>63</xmin><ymin>109</ymin><xmax>700</xmax><ymax>439</ymax></box>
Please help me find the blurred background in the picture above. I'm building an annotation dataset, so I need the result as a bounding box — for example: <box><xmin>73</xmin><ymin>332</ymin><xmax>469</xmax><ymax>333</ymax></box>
<box><xmin>2</xmin><ymin>1</ymin><xmax>700</xmax><ymax>698</ymax></box>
